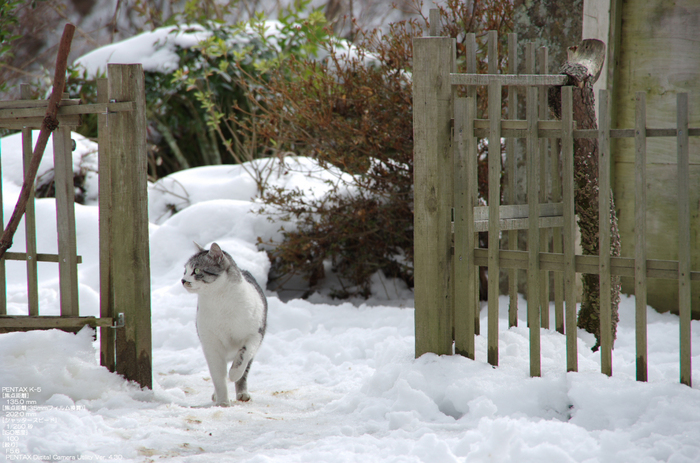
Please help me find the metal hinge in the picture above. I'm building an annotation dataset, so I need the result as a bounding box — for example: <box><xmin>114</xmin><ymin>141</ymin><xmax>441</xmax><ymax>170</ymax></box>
<box><xmin>110</xmin><ymin>312</ymin><xmax>125</xmax><ymax>329</ymax></box>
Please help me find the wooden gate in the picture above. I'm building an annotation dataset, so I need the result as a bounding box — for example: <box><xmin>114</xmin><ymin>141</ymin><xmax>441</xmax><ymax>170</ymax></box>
<box><xmin>0</xmin><ymin>64</ymin><xmax>152</xmax><ymax>389</ymax></box>
<box><xmin>413</xmin><ymin>21</ymin><xmax>698</xmax><ymax>386</ymax></box>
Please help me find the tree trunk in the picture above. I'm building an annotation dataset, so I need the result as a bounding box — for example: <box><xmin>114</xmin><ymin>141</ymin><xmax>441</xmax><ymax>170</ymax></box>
<box><xmin>549</xmin><ymin>48</ymin><xmax>622</xmax><ymax>352</ymax></box>
<box><xmin>570</xmin><ymin>84</ymin><xmax>622</xmax><ymax>351</ymax></box>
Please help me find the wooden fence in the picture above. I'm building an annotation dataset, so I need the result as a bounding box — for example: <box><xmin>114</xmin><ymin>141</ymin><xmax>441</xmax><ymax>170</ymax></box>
<box><xmin>0</xmin><ymin>64</ymin><xmax>152</xmax><ymax>389</ymax></box>
<box><xmin>413</xmin><ymin>24</ymin><xmax>698</xmax><ymax>386</ymax></box>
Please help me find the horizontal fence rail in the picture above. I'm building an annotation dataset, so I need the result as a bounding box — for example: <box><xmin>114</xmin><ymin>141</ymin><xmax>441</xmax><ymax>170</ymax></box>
<box><xmin>413</xmin><ymin>24</ymin><xmax>697</xmax><ymax>387</ymax></box>
<box><xmin>467</xmin><ymin>119</ymin><xmax>700</xmax><ymax>139</ymax></box>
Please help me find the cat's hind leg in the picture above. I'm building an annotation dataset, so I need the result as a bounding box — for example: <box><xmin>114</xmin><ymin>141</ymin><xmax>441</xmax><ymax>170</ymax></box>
<box><xmin>234</xmin><ymin>360</ymin><xmax>252</xmax><ymax>402</ymax></box>
<box><xmin>229</xmin><ymin>345</ymin><xmax>255</xmax><ymax>401</ymax></box>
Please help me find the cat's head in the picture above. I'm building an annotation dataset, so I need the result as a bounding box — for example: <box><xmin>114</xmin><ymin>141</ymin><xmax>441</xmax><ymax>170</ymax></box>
<box><xmin>181</xmin><ymin>242</ymin><xmax>238</xmax><ymax>293</ymax></box>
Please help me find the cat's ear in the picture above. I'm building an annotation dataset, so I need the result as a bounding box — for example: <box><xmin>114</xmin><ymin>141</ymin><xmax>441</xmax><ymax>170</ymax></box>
<box><xmin>208</xmin><ymin>242</ymin><xmax>224</xmax><ymax>263</ymax></box>
<box><xmin>193</xmin><ymin>241</ymin><xmax>206</xmax><ymax>252</ymax></box>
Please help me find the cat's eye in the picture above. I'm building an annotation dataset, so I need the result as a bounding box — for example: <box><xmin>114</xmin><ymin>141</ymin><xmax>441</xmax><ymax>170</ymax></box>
<box><xmin>194</xmin><ymin>268</ymin><xmax>201</xmax><ymax>275</ymax></box>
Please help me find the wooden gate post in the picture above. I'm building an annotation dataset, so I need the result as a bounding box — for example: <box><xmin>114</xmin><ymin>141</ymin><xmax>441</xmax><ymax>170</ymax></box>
<box><xmin>107</xmin><ymin>64</ymin><xmax>152</xmax><ymax>389</ymax></box>
<box><xmin>413</xmin><ymin>32</ymin><xmax>456</xmax><ymax>357</ymax></box>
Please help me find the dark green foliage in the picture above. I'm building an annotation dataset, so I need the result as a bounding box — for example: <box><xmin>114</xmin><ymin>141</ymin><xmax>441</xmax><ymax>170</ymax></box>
<box><xmin>64</xmin><ymin>0</ymin><xmax>331</xmax><ymax>179</ymax></box>
<box><xmin>0</xmin><ymin>0</ymin><xmax>24</xmax><ymax>137</ymax></box>
<box><xmin>0</xmin><ymin>0</ymin><xmax>23</xmax><ymax>84</ymax></box>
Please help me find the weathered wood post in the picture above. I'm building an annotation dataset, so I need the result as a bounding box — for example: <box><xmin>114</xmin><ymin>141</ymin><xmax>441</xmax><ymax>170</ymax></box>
<box><xmin>107</xmin><ymin>64</ymin><xmax>152</xmax><ymax>389</ymax></box>
<box><xmin>598</xmin><ymin>89</ymin><xmax>613</xmax><ymax>375</ymax></box>
<box><xmin>413</xmin><ymin>25</ymin><xmax>455</xmax><ymax>357</ymax></box>
<box><xmin>506</xmin><ymin>33</ymin><xmax>519</xmax><ymax>329</ymax></box>
<box><xmin>98</xmin><ymin>77</ymin><xmax>116</xmax><ymax>372</ymax></box>
<box><xmin>537</xmin><ymin>46</ymin><xmax>550</xmax><ymax>330</ymax></box>
<box><xmin>525</xmin><ymin>42</ymin><xmax>541</xmax><ymax>378</ymax></box>
<box><xmin>561</xmin><ymin>86</ymin><xmax>578</xmax><ymax>373</ymax></box>
<box><xmin>633</xmin><ymin>92</ymin><xmax>648</xmax><ymax>382</ymax></box>
<box><xmin>454</xmin><ymin>96</ymin><xmax>477</xmax><ymax>359</ymax></box>
<box><xmin>0</xmin><ymin>136</ymin><xmax>4</xmax><ymax>314</ymax></box>
<box><xmin>677</xmin><ymin>93</ymin><xmax>691</xmax><ymax>387</ymax></box>
<box><xmin>20</xmin><ymin>84</ymin><xmax>39</xmax><ymax>316</ymax></box>
<box><xmin>486</xmin><ymin>30</ymin><xmax>502</xmax><ymax>367</ymax></box>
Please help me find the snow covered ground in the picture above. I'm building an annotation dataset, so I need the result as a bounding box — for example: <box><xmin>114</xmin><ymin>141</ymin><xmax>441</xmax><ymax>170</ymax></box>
<box><xmin>1</xmin><ymin>130</ymin><xmax>700</xmax><ymax>462</ymax></box>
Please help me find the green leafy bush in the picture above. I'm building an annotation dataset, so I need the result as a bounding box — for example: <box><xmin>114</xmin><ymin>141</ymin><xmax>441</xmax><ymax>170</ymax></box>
<box><xmin>66</xmin><ymin>0</ymin><xmax>333</xmax><ymax>180</ymax></box>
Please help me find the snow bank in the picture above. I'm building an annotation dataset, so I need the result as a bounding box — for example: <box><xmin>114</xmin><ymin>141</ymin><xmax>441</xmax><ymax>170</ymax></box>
<box><xmin>2</xmin><ymin>130</ymin><xmax>700</xmax><ymax>462</ymax></box>
<box><xmin>1</xmin><ymin>295</ymin><xmax>699</xmax><ymax>462</ymax></box>
<box><xmin>74</xmin><ymin>25</ymin><xmax>211</xmax><ymax>77</ymax></box>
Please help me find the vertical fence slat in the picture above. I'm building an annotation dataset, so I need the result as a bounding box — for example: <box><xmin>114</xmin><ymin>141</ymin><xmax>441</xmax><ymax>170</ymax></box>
<box><xmin>537</xmin><ymin>47</ymin><xmax>550</xmax><ymax>330</ymax></box>
<box><xmin>98</xmin><ymin>78</ymin><xmax>116</xmax><ymax>372</ymax></box>
<box><xmin>598</xmin><ymin>89</ymin><xmax>613</xmax><ymax>376</ymax></box>
<box><xmin>466</xmin><ymin>32</ymin><xmax>480</xmax><ymax>336</ymax></box>
<box><xmin>413</xmin><ymin>38</ymin><xmax>455</xmax><ymax>357</ymax></box>
<box><xmin>562</xmin><ymin>86</ymin><xmax>578</xmax><ymax>372</ymax></box>
<box><xmin>468</xmin><ymin>96</ymin><xmax>479</xmax><ymax>358</ymax></box>
<box><xmin>677</xmin><ymin>93</ymin><xmax>691</xmax><ymax>387</ymax></box>
<box><xmin>20</xmin><ymin>84</ymin><xmax>39</xmax><ymax>316</ymax></box>
<box><xmin>429</xmin><ymin>8</ymin><xmax>439</xmax><ymax>36</ymax></box>
<box><xmin>526</xmin><ymin>43</ymin><xmax>541</xmax><ymax>377</ymax></box>
<box><xmin>487</xmin><ymin>31</ymin><xmax>501</xmax><ymax>366</ymax></box>
<box><xmin>551</xmin><ymin>97</ymin><xmax>564</xmax><ymax>334</ymax></box>
<box><xmin>552</xmin><ymin>172</ymin><xmax>564</xmax><ymax>334</ymax></box>
<box><xmin>53</xmin><ymin>122</ymin><xmax>80</xmax><ymax>317</ymax></box>
<box><xmin>507</xmin><ymin>33</ymin><xmax>519</xmax><ymax>328</ymax></box>
<box><xmin>0</xmin><ymin>129</ymin><xmax>5</xmax><ymax>315</ymax></box>
<box><xmin>454</xmin><ymin>96</ymin><xmax>476</xmax><ymax>359</ymax></box>
<box><xmin>634</xmin><ymin>92</ymin><xmax>648</xmax><ymax>382</ymax></box>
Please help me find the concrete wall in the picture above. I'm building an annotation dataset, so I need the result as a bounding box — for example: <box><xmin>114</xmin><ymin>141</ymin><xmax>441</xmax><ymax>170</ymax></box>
<box><xmin>583</xmin><ymin>0</ymin><xmax>700</xmax><ymax>317</ymax></box>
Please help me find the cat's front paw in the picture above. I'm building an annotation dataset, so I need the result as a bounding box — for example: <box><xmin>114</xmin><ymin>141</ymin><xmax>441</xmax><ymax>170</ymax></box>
<box><xmin>236</xmin><ymin>392</ymin><xmax>251</xmax><ymax>402</ymax></box>
<box><xmin>212</xmin><ymin>393</ymin><xmax>231</xmax><ymax>407</ymax></box>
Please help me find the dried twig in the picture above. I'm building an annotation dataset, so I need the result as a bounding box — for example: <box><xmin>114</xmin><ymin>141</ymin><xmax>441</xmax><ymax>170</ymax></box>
<box><xmin>0</xmin><ymin>23</ymin><xmax>76</xmax><ymax>259</ymax></box>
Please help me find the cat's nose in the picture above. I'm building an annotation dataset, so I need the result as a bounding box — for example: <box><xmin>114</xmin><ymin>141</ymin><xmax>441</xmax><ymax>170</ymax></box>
<box><xmin>181</xmin><ymin>279</ymin><xmax>187</xmax><ymax>285</ymax></box>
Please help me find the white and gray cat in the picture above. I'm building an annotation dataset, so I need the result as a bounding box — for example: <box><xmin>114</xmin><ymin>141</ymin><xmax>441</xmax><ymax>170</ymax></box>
<box><xmin>182</xmin><ymin>242</ymin><xmax>268</xmax><ymax>406</ymax></box>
